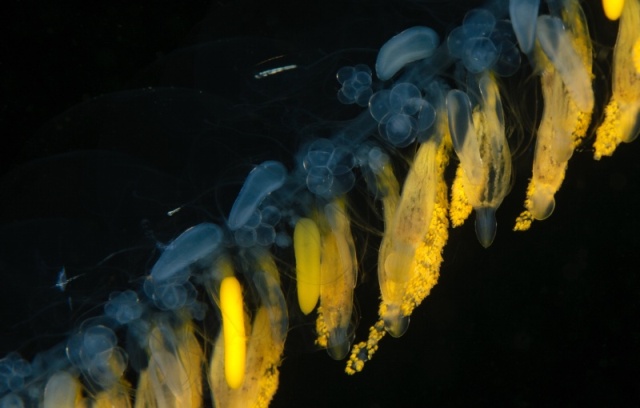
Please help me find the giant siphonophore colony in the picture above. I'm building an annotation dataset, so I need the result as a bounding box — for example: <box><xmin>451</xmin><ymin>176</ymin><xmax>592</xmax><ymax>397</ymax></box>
<box><xmin>1</xmin><ymin>0</ymin><xmax>639</xmax><ymax>406</ymax></box>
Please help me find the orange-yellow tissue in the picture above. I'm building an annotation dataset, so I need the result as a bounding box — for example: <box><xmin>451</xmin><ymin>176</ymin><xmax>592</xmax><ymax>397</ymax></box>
<box><xmin>210</xmin><ymin>252</ymin><xmax>287</xmax><ymax>408</ymax></box>
<box><xmin>135</xmin><ymin>320</ymin><xmax>203</xmax><ymax>408</ymax></box>
<box><xmin>314</xmin><ymin>199</ymin><xmax>357</xmax><ymax>360</ymax></box>
<box><xmin>347</xmin><ymin>113</ymin><xmax>451</xmax><ymax>374</ymax></box>
<box><xmin>515</xmin><ymin>0</ymin><xmax>593</xmax><ymax>230</ymax></box>
<box><xmin>43</xmin><ymin>371</ymin><xmax>83</xmax><ymax>408</ymax></box>
<box><xmin>220</xmin><ymin>276</ymin><xmax>246</xmax><ymax>389</ymax></box>
<box><xmin>449</xmin><ymin>73</ymin><xmax>512</xmax><ymax>248</ymax></box>
<box><xmin>603</xmin><ymin>0</ymin><xmax>625</xmax><ymax>20</ymax></box>
<box><xmin>594</xmin><ymin>0</ymin><xmax>640</xmax><ymax>159</ymax></box>
<box><xmin>294</xmin><ymin>217</ymin><xmax>321</xmax><ymax>315</ymax></box>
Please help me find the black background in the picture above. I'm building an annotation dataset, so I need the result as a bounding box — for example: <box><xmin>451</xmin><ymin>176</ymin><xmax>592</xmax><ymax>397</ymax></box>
<box><xmin>1</xmin><ymin>0</ymin><xmax>639</xmax><ymax>407</ymax></box>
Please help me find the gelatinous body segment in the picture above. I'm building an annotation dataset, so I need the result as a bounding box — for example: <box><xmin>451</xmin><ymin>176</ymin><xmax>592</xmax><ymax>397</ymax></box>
<box><xmin>447</xmin><ymin>90</ymin><xmax>485</xmax><ymax>186</ymax></box>
<box><xmin>0</xmin><ymin>353</ymin><xmax>31</xmax><ymax>397</ymax></box>
<box><xmin>448</xmin><ymin>8</ymin><xmax>522</xmax><ymax>76</ymax></box>
<box><xmin>145</xmin><ymin>223</ymin><xmax>223</xmax><ymax>313</ymax></box>
<box><xmin>151</xmin><ymin>223</ymin><xmax>223</xmax><ymax>282</ymax></box>
<box><xmin>105</xmin><ymin>290</ymin><xmax>144</xmax><ymax>325</ymax></box>
<box><xmin>368</xmin><ymin>83</ymin><xmax>437</xmax><ymax>147</ymax></box>
<box><xmin>448</xmin><ymin>73</ymin><xmax>512</xmax><ymax>247</ymax></box>
<box><xmin>377</xmin><ymin>91</ymin><xmax>451</xmax><ymax>339</ymax></box>
<box><xmin>376</xmin><ymin>26</ymin><xmax>440</xmax><ymax>81</ymax></box>
<box><xmin>228</xmin><ymin>161</ymin><xmax>287</xmax><ymax>230</ymax></box>
<box><xmin>509</xmin><ymin>0</ymin><xmax>540</xmax><ymax>54</ymax></box>
<box><xmin>250</xmin><ymin>250</ymin><xmax>289</xmax><ymax>344</ymax></box>
<box><xmin>314</xmin><ymin>200</ymin><xmax>357</xmax><ymax>360</ymax></box>
<box><xmin>515</xmin><ymin>0</ymin><xmax>594</xmax><ymax>230</ymax></box>
<box><xmin>233</xmin><ymin>205</ymin><xmax>283</xmax><ymax>248</ymax></box>
<box><xmin>595</xmin><ymin>0</ymin><xmax>640</xmax><ymax>159</ymax></box>
<box><xmin>536</xmin><ymin>14</ymin><xmax>594</xmax><ymax>112</ymax></box>
<box><xmin>337</xmin><ymin>64</ymin><xmax>373</xmax><ymax>107</ymax></box>
<box><xmin>303</xmin><ymin>138</ymin><xmax>357</xmax><ymax>199</ymax></box>
<box><xmin>43</xmin><ymin>371</ymin><xmax>82</xmax><ymax>408</ymax></box>
<box><xmin>348</xmin><ymin>122</ymin><xmax>451</xmax><ymax>374</ymax></box>
<box><xmin>66</xmin><ymin>324</ymin><xmax>128</xmax><ymax>390</ymax></box>
<box><xmin>359</xmin><ymin>145</ymin><xmax>400</xmax><ymax>232</ymax></box>
<box><xmin>135</xmin><ymin>321</ymin><xmax>204</xmax><ymax>408</ymax></box>
<box><xmin>378</xmin><ymin>140</ymin><xmax>439</xmax><ymax>337</ymax></box>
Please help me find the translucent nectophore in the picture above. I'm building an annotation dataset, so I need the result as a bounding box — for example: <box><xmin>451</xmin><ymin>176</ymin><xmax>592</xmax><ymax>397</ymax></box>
<box><xmin>1</xmin><ymin>0</ymin><xmax>640</xmax><ymax>406</ymax></box>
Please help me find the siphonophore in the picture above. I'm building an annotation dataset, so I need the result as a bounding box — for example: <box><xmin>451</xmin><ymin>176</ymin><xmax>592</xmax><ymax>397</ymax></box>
<box><xmin>1</xmin><ymin>0</ymin><xmax>640</xmax><ymax>406</ymax></box>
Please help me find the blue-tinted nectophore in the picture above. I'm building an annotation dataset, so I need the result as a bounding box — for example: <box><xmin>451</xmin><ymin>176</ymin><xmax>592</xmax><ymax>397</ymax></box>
<box><xmin>0</xmin><ymin>0</ymin><xmax>638</xmax><ymax>406</ymax></box>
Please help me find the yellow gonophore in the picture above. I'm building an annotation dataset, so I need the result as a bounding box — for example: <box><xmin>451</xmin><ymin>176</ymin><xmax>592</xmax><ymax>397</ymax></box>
<box><xmin>347</xmin><ymin>100</ymin><xmax>452</xmax><ymax>374</ymax></box>
<box><xmin>293</xmin><ymin>217</ymin><xmax>321</xmax><ymax>315</ymax></box>
<box><xmin>377</xmin><ymin>140</ymin><xmax>438</xmax><ymax>338</ymax></box>
<box><xmin>219</xmin><ymin>276</ymin><xmax>246</xmax><ymax>389</ymax></box>
<box><xmin>314</xmin><ymin>199</ymin><xmax>357</xmax><ymax>360</ymax></box>
<box><xmin>210</xmin><ymin>250</ymin><xmax>287</xmax><ymax>408</ymax></box>
<box><xmin>448</xmin><ymin>72</ymin><xmax>512</xmax><ymax>248</ymax></box>
<box><xmin>203</xmin><ymin>255</ymin><xmax>248</xmax><ymax>393</ymax></box>
<box><xmin>212</xmin><ymin>306</ymin><xmax>283</xmax><ymax>408</ymax></box>
<box><xmin>594</xmin><ymin>0</ymin><xmax>640</xmax><ymax>159</ymax></box>
<box><xmin>514</xmin><ymin>0</ymin><xmax>593</xmax><ymax>230</ymax></box>
<box><xmin>603</xmin><ymin>0</ymin><xmax>625</xmax><ymax>20</ymax></box>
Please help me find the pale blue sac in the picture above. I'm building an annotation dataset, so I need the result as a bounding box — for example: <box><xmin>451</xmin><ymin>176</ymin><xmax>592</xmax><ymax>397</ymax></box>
<box><xmin>66</xmin><ymin>325</ymin><xmax>128</xmax><ymax>389</ymax></box>
<box><xmin>375</xmin><ymin>26</ymin><xmax>440</xmax><ymax>81</ymax></box>
<box><xmin>303</xmin><ymin>139</ymin><xmax>357</xmax><ymax>199</ymax></box>
<box><xmin>447</xmin><ymin>9</ymin><xmax>521</xmax><ymax>76</ymax></box>
<box><xmin>104</xmin><ymin>290</ymin><xmax>143</xmax><ymax>325</ymax></box>
<box><xmin>509</xmin><ymin>0</ymin><xmax>540</xmax><ymax>54</ymax></box>
<box><xmin>146</xmin><ymin>223</ymin><xmax>223</xmax><ymax>313</ymax></box>
<box><xmin>368</xmin><ymin>82</ymin><xmax>436</xmax><ymax>147</ymax></box>
<box><xmin>150</xmin><ymin>223</ymin><xmax>224</xmax><ymax>282</ymax></box>
<box><xmin>228</xmin><ymin>161</ymin><xmax>287</xmax><ymax>230</ymax></box>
